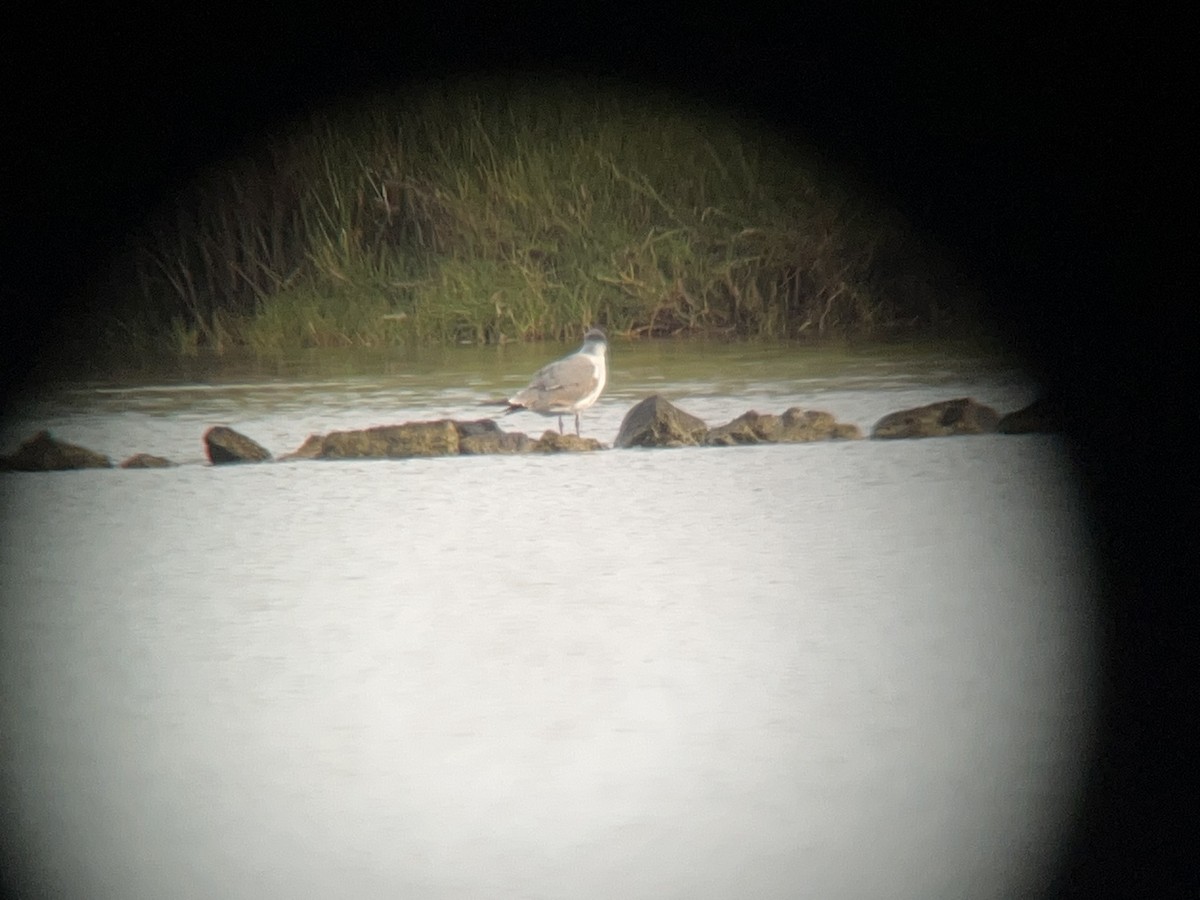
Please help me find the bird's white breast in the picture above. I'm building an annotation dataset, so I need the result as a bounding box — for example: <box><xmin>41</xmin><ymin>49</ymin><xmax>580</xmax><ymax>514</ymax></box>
<box><xmin>572</xmin><ymin>348</ymin><xmax>607</xmax><ymax>412</ymax></box>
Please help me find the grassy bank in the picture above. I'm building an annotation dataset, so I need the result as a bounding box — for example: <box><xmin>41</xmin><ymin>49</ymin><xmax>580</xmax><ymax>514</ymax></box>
<box><xmin>82</xmin><ymin>80</ymin><xmax>983</xmax><ymax>357</ymax></box>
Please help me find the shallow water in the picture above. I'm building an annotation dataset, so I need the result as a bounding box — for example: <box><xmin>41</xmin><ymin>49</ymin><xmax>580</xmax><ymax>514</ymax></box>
<box><xmin>3</xmin><ymin>339</ymin><xmax>1032</xmax><ymax>462</ymax></box>
<box><xmin>1</xmin><ymin>341</ymin><xmax>1099</xmax><ymax>898</ymax></box>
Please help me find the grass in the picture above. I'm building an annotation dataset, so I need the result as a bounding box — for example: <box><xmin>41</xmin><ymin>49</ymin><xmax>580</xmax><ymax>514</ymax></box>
<box><xmin>85</xmin><ymin>78</ymin><xmax>984</xmax><ymax>356</ymax></box>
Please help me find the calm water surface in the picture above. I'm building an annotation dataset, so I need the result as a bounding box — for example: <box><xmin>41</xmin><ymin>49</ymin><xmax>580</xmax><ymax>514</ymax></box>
<box><xmin>1</xmin><ymin>341</ymin><xmax>1100</xmax><ymax>898</ymax></box>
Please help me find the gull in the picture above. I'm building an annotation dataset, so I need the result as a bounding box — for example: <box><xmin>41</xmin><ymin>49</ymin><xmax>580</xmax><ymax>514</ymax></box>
<box><xmin>502</xmin><ymin>328</ymin><xmax>608</xmax><ymax>436</ymax></box>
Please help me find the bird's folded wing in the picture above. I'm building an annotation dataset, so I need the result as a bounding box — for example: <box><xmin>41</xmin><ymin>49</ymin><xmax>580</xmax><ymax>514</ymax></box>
<box><xmin>530</xmin><ymin>356</ymin><xmax>595</xmax><ymax>392</ymax></box>
<box><xmin>542</xmin><ymin>375</ymin><xmax>598</xmax><ymax>397</ymax></box>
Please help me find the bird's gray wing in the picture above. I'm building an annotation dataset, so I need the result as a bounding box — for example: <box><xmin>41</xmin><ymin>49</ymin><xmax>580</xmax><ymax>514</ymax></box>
<box><xmin>513</xmin><ymin>355</ymin><xmax>598</xmax><ymax>408</ymax></box>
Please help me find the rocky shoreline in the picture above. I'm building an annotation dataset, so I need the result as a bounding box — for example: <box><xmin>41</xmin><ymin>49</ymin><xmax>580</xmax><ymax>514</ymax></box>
<box><xmin>1</xmin><ymin>395</ymin><xmax>1059</xmax><ymax>472</ymax></box>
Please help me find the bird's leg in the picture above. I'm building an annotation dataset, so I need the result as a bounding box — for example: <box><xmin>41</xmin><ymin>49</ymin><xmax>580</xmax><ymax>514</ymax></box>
<box><xmin>575</xmin><ymin>413</ymin><xmax>581</xmax><ymax>436</ymax></box>
<box><xmin>557</xmin><ymin>415</ymin><xmax>564</xmax><ymax>434</ymax></box>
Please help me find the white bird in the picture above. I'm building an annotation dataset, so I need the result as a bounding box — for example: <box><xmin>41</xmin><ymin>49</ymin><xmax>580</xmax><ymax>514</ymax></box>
<box><xmin>502</xmin><ymin>328</ymin><xmax>608</xmax><ymax>436</ymax></box>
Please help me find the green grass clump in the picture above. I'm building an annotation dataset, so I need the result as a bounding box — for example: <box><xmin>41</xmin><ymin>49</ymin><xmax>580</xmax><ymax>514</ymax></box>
<box><xmin>91</xmin><ymin>79</ymin><xmax>981</xmax><ymax>355</ymax></box>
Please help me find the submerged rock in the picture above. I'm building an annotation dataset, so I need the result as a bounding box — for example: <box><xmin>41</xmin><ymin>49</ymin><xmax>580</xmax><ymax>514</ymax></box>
<box><xmin>454</xmin><ymin>418</ymin><xmax>547</xmax><ymax>453</ymax></box>
<box><xmin>460</xmin><ymin>431</ymin><xmax>536</xmax><ymax>454</ymax></box>
<box><xmin>309</xmin><ymin>421</ymin><xmax>460</xmax><ymax>459</ymax></box>
<box><xmin>871</xmin><ymin>398</ymin><xmax>1000</xmax><ymax>439</ymax></box>
<box><xmin>119</xmin><ymin>453</ymin><xmax>175</xmax><ymax>469</ymax></box>
<box><xmin>614</xmin><ymin>395</ymin><xmax>709</xmax><ymax>448</ymax></box>
<box><xmin>705</xmin><ymin>410</ymin><xmax>782</xmax><ymax>445</ymax></box>
<box><xmin>282</xmin><ymin>417</ymin><xmax>596</xmax><ymax>458</ymax></box>
<box><xmin>280</xmin><ymin>434</ymin><xmax>325</xmax><ymax>461</ymax></box>
<box><xmin>532</xmin><ymin>431</ymin><xmax>603</xmax><ymax>452</ymax></box>
<box><xmin>204</xmin><ymin>426</ymin><xmax>273</xmax><ymax>464</ymax></box>
<box><xmin>779</xmin><ymin>408</ymin><xmax>862</xmax><ymax>441</ymax></box>
<box><xmin>453</xmin><ymin>419</ymin><xmax>506</xmax><ymax>440</ymax></box>
<box><xmin>703</xmin><ymin>407</ymin><xmax>862</xmax><ymax>446</ymax></box>
<box><xmin>998</xmin><ymin>397</ymin><xmax>1063</xmax><ymax>434</ymax></box>
<box><xmin>0</xmin><ymin>431</ymin><xmax>112</xmax><ymax>471</ymax></box>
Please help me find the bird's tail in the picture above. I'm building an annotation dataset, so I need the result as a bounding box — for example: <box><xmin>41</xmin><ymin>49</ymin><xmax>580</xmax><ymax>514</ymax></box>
<box><xmin>479</xmin><ymin>398</ymin><xmax>521</xmax><ymax>416</ymax></box>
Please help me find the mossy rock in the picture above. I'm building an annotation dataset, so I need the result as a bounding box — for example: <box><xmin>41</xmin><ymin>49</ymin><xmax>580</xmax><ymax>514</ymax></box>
<box><xmin>615</xmin><ymin>395</ymin><xmax>708</xmax><ymax>448</ymax></box>
<box><xmin>0</xmin><ymin>431</ymin><xmax>112</xmax><ymax>471</ymax></box>
<box><xmin>533</xmin><ymin>432</ymin><xmax>604</xmax><ymax>452</ymax></box>
<box><xmin>204</xmin><ymin>426</ymin><xmax>272</xmax><ymax>464</ymax></box>
<box><xmin>872</xmin><ymin>398</ymin><xmax>999</xmax><ymax>439</ymax></box>
<box><xmin>314</xmin><ymin>421</ymin><xmax>461</xmax><ymax>459</ymax></box>
<box><xmin>119</xmin><ymin>453</ymin><xmax>175</xmax><ymax>468</ymax></box>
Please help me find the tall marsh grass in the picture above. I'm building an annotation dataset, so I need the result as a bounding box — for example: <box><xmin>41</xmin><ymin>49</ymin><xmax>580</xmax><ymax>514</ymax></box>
<box><xmin>96</xmin><ymin>80</ymin><xmax>980</xmax><ymax>354</ymax></box>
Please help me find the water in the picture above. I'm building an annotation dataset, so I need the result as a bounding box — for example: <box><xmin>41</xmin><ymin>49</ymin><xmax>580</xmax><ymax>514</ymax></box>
<box><xmin>1</xmin><ymin>341</ymin><xmax>1100</xmax><ymax>898</ymax></box>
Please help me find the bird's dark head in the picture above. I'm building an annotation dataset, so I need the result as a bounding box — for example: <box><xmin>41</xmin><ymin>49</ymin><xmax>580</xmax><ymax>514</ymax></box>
<box><xmin>582</xmin><ymin>327</ymin><xmax>607</xmax><ymax>345</ymax></box>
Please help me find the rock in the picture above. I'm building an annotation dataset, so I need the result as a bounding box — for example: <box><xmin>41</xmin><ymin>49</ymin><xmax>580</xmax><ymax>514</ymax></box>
<box><xmin>780</xmin><ymin>408</ymin><xmax>862</xmax><ymax>441</ymax></box>
<box><xmin>998</xmin><ymin>397</ymin><xmax>1063</xmax><ymax>434</ymax></box>
<box><xmin>304</xmin><ymin>420</ymin><xmax>461</xmax><ymax>459</ymax></box>
<box><xmin>832</xmin><ymin>422</ymin><xmax>863</xmax><ymax>440</ymax></box>
<box><xmin>453</xmin><ymin>419</ymin><xmax>506</xmax><ymax>440</ymax></box>
<box><xmin>280</xmin><ymin>434</ymin><xmax>325</xmax><ymax>461</ymax></box>
<box><xmin>0</xmin><ymin>431</ymin><xmax>112</xmax><ymax>471</ymax></box>
<box><xmin>533</xmin><ymin>431</ymin><xmax>604</xmax><ymax>452</ymax></box>
<box><xmin>451</xmin><ymin>420</ymin><xmax>542</xmax><ymax>453</ymax></box>
<box><xmin>871</xmin><ymin>398</ymin><xmax>1000</xmax><ymax>439</ymax></box>
<box><xmin>614</xmin><ymin>395</ymin><xmax>709</xmax><ymax>448</ymax></box>
<box><xmin>704</xmin><ymin>407</ymin><xmax>862</xmax><ymax>446</ymax></box>
<box><xmin>460</xmin><ymin>431</ymin><xmax>536</xmax><ymax>454</ymax></box>
<box><xmin>280</xmin><ymin>419</ymin><xmax>539</xmax><ymax>459</ymax></box>
<box><xmin>119</xmin><ymin>453</ymin><xmax>175</xmax><ymax>468</ymax></box>
<box><xmin>705</xmin><ymin>411</ymin><xmax>782</xmax><ymax>445</ymax></box>
<box><xmin>204</xmin><ymin>426</ymin><xmax>273</xmax><ymax>464</ymax></box>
